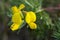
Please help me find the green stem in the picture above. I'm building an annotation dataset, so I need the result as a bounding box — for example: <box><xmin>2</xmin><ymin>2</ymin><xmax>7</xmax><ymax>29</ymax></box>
<box><xmin>39</xmin><ymin>0</ymin><xmax>43</xmax><ymax>9</ymax></box>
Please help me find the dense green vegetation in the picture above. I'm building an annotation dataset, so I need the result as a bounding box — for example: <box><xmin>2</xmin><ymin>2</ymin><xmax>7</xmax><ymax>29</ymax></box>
<box><xmin>0</xmin><ymin>0</ymin><xmax>60</xmax><ymax>40</ymax></box>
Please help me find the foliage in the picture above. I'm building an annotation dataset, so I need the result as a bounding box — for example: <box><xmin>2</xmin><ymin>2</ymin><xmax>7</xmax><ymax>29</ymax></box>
<box><xmin>0</xmin><ymin>0</ymin><xmax>60</xmax><ymax>40</ymax></box>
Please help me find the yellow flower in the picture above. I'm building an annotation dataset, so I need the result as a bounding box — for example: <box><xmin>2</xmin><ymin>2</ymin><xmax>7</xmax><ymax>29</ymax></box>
<box><xmin>10</xmin><ymin>23</ymin><xmax>20</xmax><ymax>31</ymax></box>
<box><xmin>29</xmin><ymin>22</ymin><xmax>37</xmax><ymax>29</ymax></box>
<box><xmin>25</xmin><ymin>11</ymin><xmax>37</xmax><ymax>29</ymax></box>
<box><xmin>10</xmin><ymin>4</ymin><xmax>25</xmax><ymax>31</ymax></box>
<box><xmin>12</xmin><ymin>13</ymin><xmax>22</xmax><ymax>24</ymax></box>
<box><xmin>25</xmin><ymin>11</ymin><xmax>36</xmax><ymax>23</ymax></box>
<box><xmin>19</xmin><ymin>4</ymin><xmax>25</xmax><ymax>10</ymax></box>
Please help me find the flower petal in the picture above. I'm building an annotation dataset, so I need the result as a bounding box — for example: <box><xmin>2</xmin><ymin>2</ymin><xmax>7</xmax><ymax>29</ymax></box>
<box><xmin>25</xmin><ymin>11</ymin><xmax>36</xmax><ymax>23</ymax></box>
<box><xmin>10</xmin><ymin>23</ymin><xmax>20</xmax><ymax>31</ymax></box>
<box><xmin>12</xmin><ymin>13</ymin><xmax>22</xmax><ymax>24</ymax></box>
<box><xmin>11</xmin><ymin>6</ymin><xmax>19</xmax><ymax>14</ymax></box>
<box><xmin>19</xmin><ymin>4</ymin><xmax>25</xmax><ymax>10</ymax></box>
<box><xmin>29</xmin><ymin>22</ymin><xmax>37</xmax><ymax>29</ymax></box>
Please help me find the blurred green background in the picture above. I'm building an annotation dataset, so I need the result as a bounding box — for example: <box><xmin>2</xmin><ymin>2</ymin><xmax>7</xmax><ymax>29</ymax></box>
<box><xmin>0</xmin><ymin>0</ymin><xmax>60</xmax><ymax>40</ymax></box>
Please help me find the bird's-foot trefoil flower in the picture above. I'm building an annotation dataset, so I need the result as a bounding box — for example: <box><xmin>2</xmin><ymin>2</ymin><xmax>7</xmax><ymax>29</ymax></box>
<box><xmin>25</xmin><ymin>11</ymin><xmax>37</xmax><ymax>29</ymax></box>
<box><xmin>10</xmin><ymin>4</ymin><xmax>25</xmax><ymax>31</ymax></box>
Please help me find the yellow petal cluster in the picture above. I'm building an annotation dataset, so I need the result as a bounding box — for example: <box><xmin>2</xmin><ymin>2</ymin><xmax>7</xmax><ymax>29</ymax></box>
<box><xmin>10</xmin><ymin>4</ymin><xmax>37</xmax><ymax>30</ymax></box>
<box><xmin>10</xmin><ymin>4</ymin><xmax>25</xmax><ymax>31</ymax></box>
<box><xmin>25</xmin><ymin>11</ymin><xmax>37</xmax><ymax>29</ymax></box>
